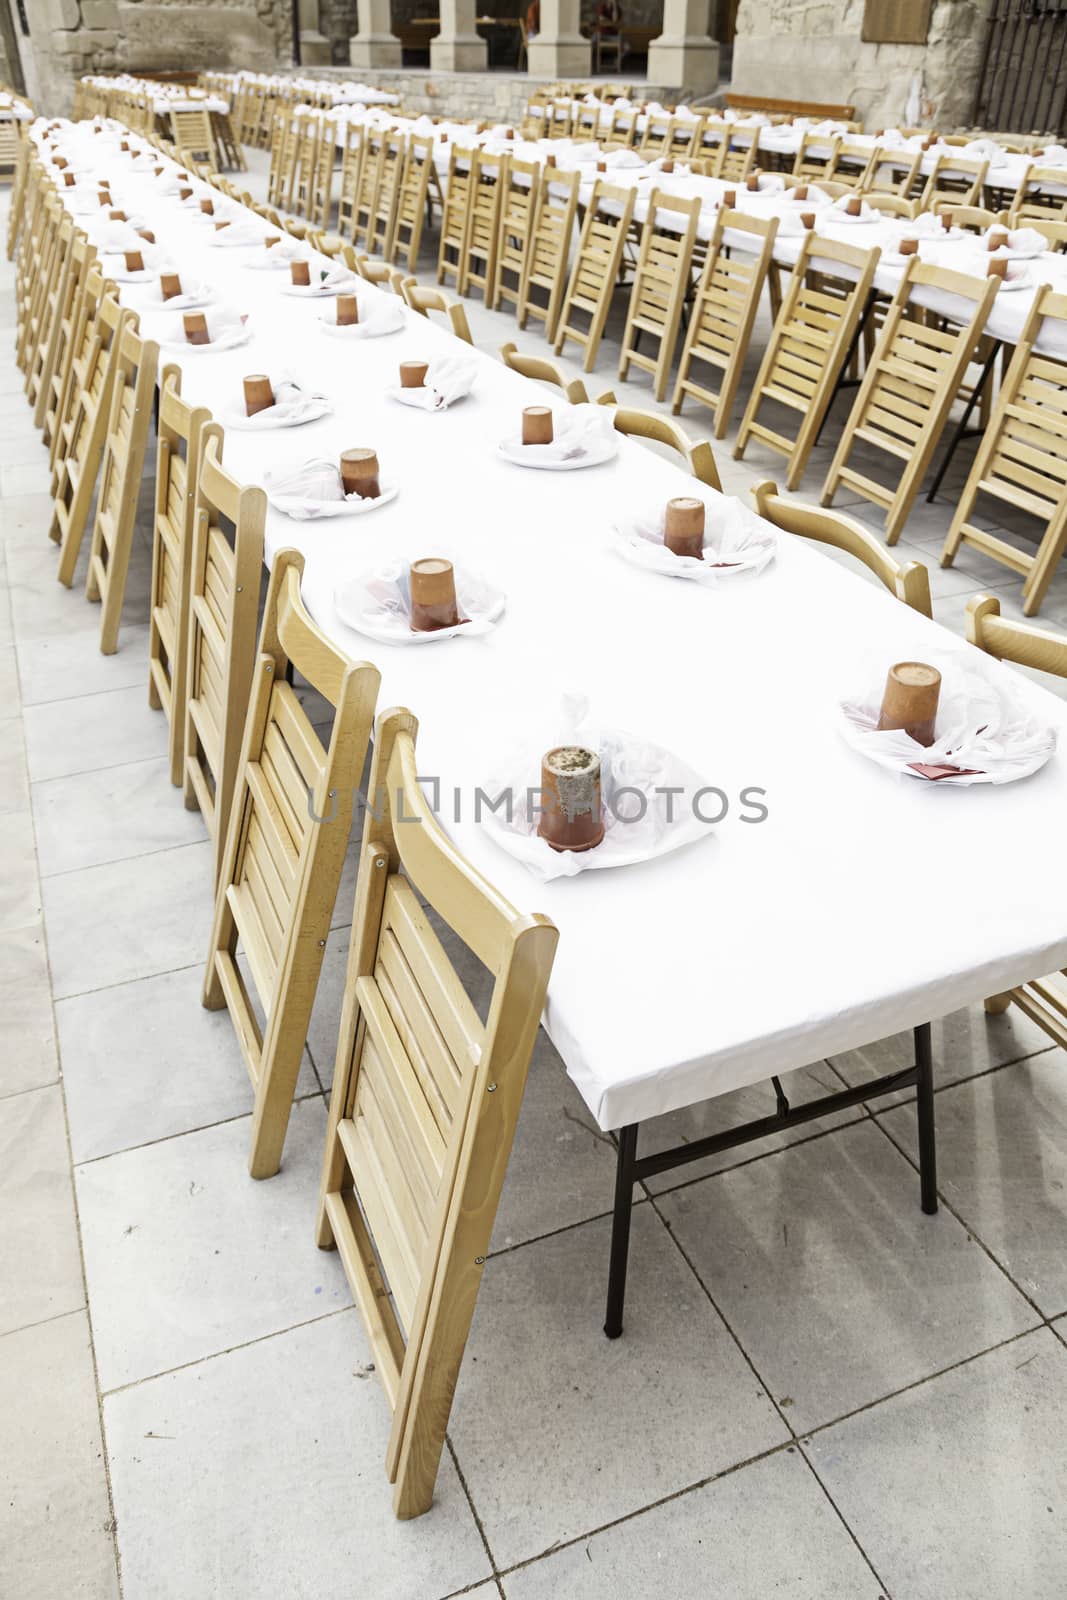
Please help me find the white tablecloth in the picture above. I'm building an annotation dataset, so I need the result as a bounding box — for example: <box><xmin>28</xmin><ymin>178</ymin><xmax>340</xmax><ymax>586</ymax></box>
<box><xmin>35</xmin><ymin>119</ymin><xmax>1067</xmax><ymax>1131</ymax></box>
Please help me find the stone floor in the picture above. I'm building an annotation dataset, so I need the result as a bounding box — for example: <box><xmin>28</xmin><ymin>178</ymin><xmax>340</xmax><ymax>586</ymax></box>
<box><xmin>4</xmin><ymin>154</ymin><xmax>1067</xmax><ymax>1600</ymax></box>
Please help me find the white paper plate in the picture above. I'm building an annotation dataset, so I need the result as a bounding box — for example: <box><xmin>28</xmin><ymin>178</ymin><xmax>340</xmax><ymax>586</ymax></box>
<box><xmin>160</xmin><ymin>324</ymin><xmax>253</xmax><ymax>354</ymax></box>
<box><xmin>245</xmin><ymin>252</ymin><xmax>299</xmax><ymax>270</ymax></box>
<box><xmin>334</xmin><ymin>563</ymin><xmax>504</xmax><ymax>643</ymax></box>
<box><xmin>105</xmin><ymin>265</ymin><xmax>156</xmax><ymax>283</ymax></box>
<box><xmin>281</xmin><ymin>278</ymin><xmax>359</xmax><ymax>298</ymax></box>
<box><xmin>992</xmin><ymin>267</ymin><xmax>1034</xmax><ymax>291</ymax></box>
<box><xmin>384</xmin><ymin>384</ymin><xmax>471</xmax><ymax>411</ymax></box>
<box><xmin>208</xmin><ymin>231</ymin><xmax>263</xmax><ymax>249</ymax></box>
<box><xmin>317</xmin><ymin>314</ymin><xmax>404</xmax><ymax>339</ymax></box>
<box><xmin>140</xmin><ymin>285</ymin><xmax>216</xmax><ymax>311</ymax></box>
<box><xmin>267</xmin><ymin>479</ymin><xmax>399</xmax><ymax>520</ymax></box>
<box><xmin>219</xmin><ymin>396</ymin><xmax>333</xmax><ymax>430</ymax></box>
<box><xmin>497</xmin><ymin>436</ymin><xmax>618</xmax><ymax>471</ymax></box>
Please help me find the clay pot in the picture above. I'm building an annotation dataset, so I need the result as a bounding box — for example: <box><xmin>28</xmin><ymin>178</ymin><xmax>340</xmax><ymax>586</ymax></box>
<box><xmin>63</xmin><ymin>172</ymin><xmax>75</xmax><ymax>187</ymax></box>
<box><xmin>160</xmin><ymin>273</ymin><xmax>183</xmax><ymax>301</ymax></box>
<box><xmin>800</xmin><ymin>211</ymin><xmax>816</xmax><ymax>230</ymax></box>
<box><xmin>664</xmin><ymin>496</ymin><xmax>705</xmax><ymax>559</ymax></box>
<box><xmin>120</xmin><ymin>141</ymin><xmax>129</xmax><ymax>153</ymax></box>
<box><xmin>745</xmin><ymin>171</ymin><xmax>761</xmax><ymax>191</ymax></box>
<box><xmin>878</xmin><ymin>662</ymin><xmax>941</xmax><ymax>747</ymax></box>
<box><xmin>845</xmin><ymin>195</ymin><xmax>862</xmax><ymax>216</ymax></box>
<box><xmin>54</xmin><ymin>156</ymin><xmax>68</xmax><ymax>170</ymax></box>
<box><xmin>537</xmin><ymin>746</ymin><xmax>604</xmax><ymax>853</ymax></box>
<box><xmin>336</xmin><ymin>294</ymin><xmax>359</xmax><ymax>325</ymax></box>
<box><xmin>290</xmin><ymin>260</ymin><xmax>311</xmax><ymax>287</ymax></box>
<box><xmin>899</xmin><ymin>237</ymin><xmax>919</xmax><ymax>256</ymax></box>
<box><xmin>124</xmin><ymin>251</ymin><xmax>144</xmax><ymax>273</ymax></box>
<box><xmin>546</xmin><ymin>153</ymin><xmax>557</xmax><ymax>168</ymax></box>
<box><xmin>98</xmin><ymin>192</ymin><xmax>112</xmax><ymax>207</ymax></box>
<box><xmin>596</xmin><ymin>160</ymin><xmax>607</xmax><ymax>172</ymax></box>
<box><xmin>399</xmin><ymin>360</ymin><xmax>428</xmax><ymax>388</ymax></box>
<box><xmin>199</xmin><ymin>198</ymin><xmax>214</xmax><ymax>215</ymax></box>
<box><xmin>522</xmin><ymin>406</ymin><xmax>553</xmax><ymax>445</ymax></box>
<box><xmin>340</xmin><ymin>448</ymin><xmax>380</xmax><ymax>499</ymax></box>
<box><xmin>793</xmin><ymin>184</ymin><xmax>808</xmax><ymax>200</ymax></box>
<box><xmin>183</xmin><ymin>312</ymin><xmax>210</xmax><ymax>346</ymax></box>
<box><xmin>722</xmin><ymin>188</ymin><xmax>737</xmax><ymax>207</ymax></box>
<box><xmin>987</xmin><ymin>228</ymin><xmax>1009</xmax><ymax>252</ymax></box>
<box><xmin>243</xmin><ymin>375</ymin><xmax>274</xmax><ymax>417</ymax></box>
<box><xmin>409</xmin><ymin>557</ymin><xmax>460</xmax><ymax>631</ymax></box>
<box><xmin>987</xmin><ymin>256</ymin><xmax>1008</xmax><ymax>279</ymax></box>
<box><xmin>178</xmin><ymin>187</ymin><xmax>193</xmax><ymax>202</ymax></box>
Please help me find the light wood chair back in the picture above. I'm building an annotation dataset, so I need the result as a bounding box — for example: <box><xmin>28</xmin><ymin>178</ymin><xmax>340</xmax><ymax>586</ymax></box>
<box><xmin>437</xmin><ymin>144</ymin><xmax>478</xmax><ymax>291</ymax></box>
<box><xmin>266</xmin><ymin>103</ymin><xmax>294</xmax><ymax>209</ymax></box>
<box><xmin>402</xmin><ymin>282</ymin><xmax>473</xmax><ymax>344</ymax></box>
<box><xmin>459</xmin><ymin>148</ymin><xmax>507</xmax><ymax>301</ymax></box>
<box><xmin>1007</xmin><ymin>210</ymin><xmax>1067</xmax><ymax>250</ymax></box>
<box><xmin>829</xmin><ymin>138</ymin><xmax>876</xmax><ymax>188</ymax></box>
<box><xmin>211</xmin><ymin>108</ymin><xmax>245</xmax><ymax>174</ymax></box>
<box><xmin>369</xmin><ymin>130</ymin><xmax>406</xmax><ymax>259</ymax></box>
<box><xmin>941</xmin><ymin>285</ymin><xmax>1067</xmax><ymax>615</ymax></box>
<box><xmin>865</xmin><ymin>147</ymin><xmax>923</xmax><ymax>196</ymax></box>
<box><xmin>5</xmin><ymin>134</ymin><xmax>30</xmax><ymax>260</ymax></box>
<box><xmin>1011</xmin><ymin>164</ymin><xmax>1067</xmax><ymax>223</ymax></box>
<box><xmin>672</xmin><ymin>208</ymin><xmax>779</xmax><ymax>437</ymax></box>
<box><xmin>45</xmin><ymin>236</ymin><xmax>100</xmax><ymax>463</ymax></box>
<box><xmin>391</xmin><ymin>133</ymin><xmax>434</xmax><ymax>270</ymax></box>
<box><xmin>337</xmin><ymin>121</ymin><xmax>366</xmax><ymax>243</ymax></box>
<box><xmin>13</xmin><ymin>164</ymin><xmax>52</xmax><ymax>369</ymax></box>
<box><xmin>611</xmin><ymin>407</ymin><xmax>722</xmax><ymax>489</ymax></box>
<box><xmin>24</xmin><ymin>204</ymin><xmax>70</xmax><ymax>416</ymax></box>
<box><xmin>291</xmin><ymin>111</ymin><xmax>321</xmax><ymax>220</ymax></box>
<box><xmin>607</xmin><ymin>102</ymin><xmax>639</xmax><ymax>146</ymax></box>
<box><xmin>84</xmin><ymin>321</ymin><xmax>160</xmax><ymax>653</ymax></box>
<box><xmin>919</xmin><ymin>152</ymin><xmax>988</xmax><ymax>211</ymax></box>
<box><xmin>938</xmin><ymin>201</ymin><xmax>1007</xmax><ymax>233</ymax></box>
<box><xmin>316</xmin><ymin>706</ymin><xmax>557</xmax><ymax>1518</ymax></box>
<box><xmin>149</xmin><ymin>367</ymin><xmax>217</xmax><ymax>787</ymax></box>
<box><xmin>37</xmin><ymin>227</ymin><xmax>94</xmax><ymax>440</ymax></box>
<box><xmin>734</xmin><ymin>232</ymin><xmax>881</xmax><ymax>489</ymax></box>
<box><xmin>863</xmin><ymin>191</ymin><xmax>920</xmax><ymax>219</ymax></box>
<box><xmin>183</xmin><ymin>434</ymin><xmax>267</xmax><ymax>883</ymax></box>
<box><xmin>753</xmin><ymin>480</ymin><xmax>932</xmax><ymax>613</ymax></box>
<box><xmin>517</xmin><ymin>165</ymin><xmax>580</xmax><ymax>341</ymax></box>
<box><xmin>350</xmin><ymin>127</ymin><xmax>386</xmax><ymax>252</ymax></box>
<box><xmin>204</xmin><ymin>549</ymin><xmax>380</xmax><ymax>1179</ymax></box>
<box><xmin>718</xmin><ymin>124</ymin><xmax>759</xmax><ymax>182</ymax></box>
<box><xmin>170</xmin><ymin>107</ymin><xmax>218</xmax><ymax>171</ymax></box>
<box><xmin>555</xmin><ymin>179</ymin><xmax>637</xmax><ymax>372</ymax></box>
<box><xmin>793</xmin><ymin>131</ymin><xmax>840</xmax><ymax>182</ymax></box>
<box><xmin>490</xmin><ymin>155</ymin><xmax>541</xmax><ymax>314</ymax></box>
<box><xmin>499</xmin><ymin>340</ymin><xmax>589</xmax><ymax>403</ymax></box>
<box><xmin>821</xmin><ymin>258</ymin><xmax>999</xmax><ymax>545</ymax></box>
<box><xmin>618</xmin><ymin>189</ymin><xmax>701</xmax><ymax>402</ymax></box>
<box><xmin>50</xmin><ymin>284</ymin><xmax>129</xmax><ymax>584</ymax></box>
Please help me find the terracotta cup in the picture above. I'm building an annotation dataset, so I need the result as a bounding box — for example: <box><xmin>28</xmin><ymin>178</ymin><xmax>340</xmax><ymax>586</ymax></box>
<box><xmin>410</xmin><ymin>557</ymin><xmax>460</xmax><ymax>631</ymax></box>
<box><xmin>878</xmin><ymin>662</ymin><xmax>941</xmax><ymax>747</ymax></box>
<box><xmin>243</xmin><ymin>375</ymin><xmax>274</xmax><ymax>417</ymax></box>
<box><xmin>745</xmin><ymin>171</ymin><xmax>761</xmax><ymax>191</ymax></box>
<box><xmin>722</xmin><ymin>187</ymin><xmax>737</xmax><ymax>207</ymax></box>
<box><xmin>98</xmin><ymin>192</ymin><xmax>112</xmax><ymax>207</ymax></box>
<box><xmin>793</xmin><ymin>184</ymin><xmax>808</xmax><ymax>200</ymax></box>
<box><xmin>399</xmin><ymin>360</ymin><xmax>428</xmax><ymax>388</ymax></box>
<box><xmin>178</xmin><ymin>186</ymin><xmax>193</xmax><ymax>202</ymax></box>
<box><xmin>537</xmin><ymin>746</ymin><xmax>604</xmax><ymax>853</ymax></box>
<box><xmin>987</xmin><ymin>256</ymin><xmax>1008</xmax><ymax>279</ymax></box>
<box><xmin>153</xmin><ymin>165</ymin><xmax>164</xmax><ymax>176</ymax></box>
<box><xmin>940</xmin><ymin>210</ymin><xmax>952</xmax><ymax>231</ymax></box>
<box><xmin>54</xmin><ymin>156</ymin><xmax>68</xmax><ymax>170</ymax></box>
<box><xmin>336</xmin><ymin>294</ymin><xmax>359</xmax><ymax>325</ymax></box>
<box><xmin>138</xmin><ymin>229</ymin><xmax>156</xmax><ymax>244</ymax></box>
<box><xmin>664</xmin><ymin>496</ymin><xmax>706</xmax><ymax>559</ymax></box>
<box><xmin>987</xmin><ymin>228</ymin><xmax>1009</xmax><ymax>252</ymax></box>
<box><xmin>661</xmin><ymin>159</ymin><xmax>674</xmax><ymax>173</ymax></box>
<box><xmin>522</xmin><ymin>406</ymin><xmax>553</xmax><ymax>445</ymax></box>
<box><xmin>214</xmin><ymin>220</ymin><xmax>230</xmax><ymax>232</ymax></box>
<box><xmin>199</xmin><ymin>198</ymin><xmax>214</xmax><ymax>216</ymax></box>
<box><xmin>546</xmin><ymin>153</ymin><xmax>557</xmax><ymax>168</ymax></box>
<box><xmin>899</xmin><ymin>236</ymin><xmax>919</xmax><ymax>256</ymax></box>
<box><xmin>290</xmin><ymin>260</ymin><xmax>311</xmax><ymax>287</ymax></box>
<box><xmin>124</xmin><ymin>250</ymin><xmax>144</xmax><ymax>273</ymax></box>
<box><xmin>109</xmin><ymin>209</ymin><xmax>127</xmax><ymax>222</ymax></box>
<box><xmin>120</xmin><ymin>140</ymin><xmax>129</xmax><ymax>153</ymax></box>
<box><xmin>845</xmin><ymin>195</ymin><xmax>862</xmax><ymax>216</ymax></box>
<box><xmin>596</xmin><ymin>160</ymin><xmax>607</xmax><ymax>172</ymax></box>
<box><xmin>183</xmin><ymin>312</ymin><xmax>210</xmax><ymax>346</ymax></box>
<box><xmin>63</xmin><ymin>172</ymin><xmax>75</xmax><ymax>187</ymax></box>
<box><xmin>340</xmin><ymin>448</ymin><xmax>380</xmax><ymax>499</ymax></box>
<box><xmin>800</xmin><ymin>211</ymin><xmax>816</xmax><ymax>229</ymax></box>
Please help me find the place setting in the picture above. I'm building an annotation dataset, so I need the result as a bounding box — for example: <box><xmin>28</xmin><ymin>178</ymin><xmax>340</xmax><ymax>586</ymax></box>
<box><xmin>264</xmin><ymin>446</ymin><xmax>398</xmax><ymax>518</ymax></box>
<box><xmin>316</xmin><ymin>290</ymin><xmax>406</xmax><ymax>338</ymax></box>
<box><xmin>218</xmin><ymin>372</ymin><xmax>333</xmax><ymax>430</ymax></box>
<box><xmin>334</xmin><ymin>552</ymin><xmax>504</xmax><ymax>644</ymax></box>
<box><xmin>138</xmin><ymin>270</ymin><xmax>216</xmax><ymax>311</ymax></box>
<box><xmin>612</xmin><ymin>492</ymin><xmax>777</xmax><ymax>581</ymax></box>
<box><xmin>498</xmin><ymin>403</ymin><xmax>618</xmax><ymax>470</ymax></box>
<box><xmin>385</xmin><ymin>355</ymin><xmax>476</xmax><ymax>411</ymax></box>
<box><xmin>160</xmin><ymin>304</ymin><xmax>253</xmax><ymax>353</ymax></box>
<box><xmin>281</xmin><ymin>258</ymin><xmax>360</xmax><ymax>297</ymax></box>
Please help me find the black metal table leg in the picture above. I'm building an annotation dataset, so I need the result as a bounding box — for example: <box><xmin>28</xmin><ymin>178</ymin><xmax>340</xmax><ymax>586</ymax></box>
<box><xmin>914</xmin><ymin>1021</ymin><xmax>938</xmax><ymax>1214</ymax></box>
<box><xmin>925</xmin><ymin>340</ymin><xmax>1000</xmax><ymax>503</ymax></box>
<box><xmin>604</xmin><ymin>1123</ymin><xmax>639</xmax><ymax>1339</ymax></box>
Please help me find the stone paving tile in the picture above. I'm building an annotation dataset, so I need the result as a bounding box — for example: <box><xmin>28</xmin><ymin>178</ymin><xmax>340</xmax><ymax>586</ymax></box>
<box><xmin>0</xmin><ymin>1083</ymin><xmax>85</xmax><ymax>1338</ymax></box>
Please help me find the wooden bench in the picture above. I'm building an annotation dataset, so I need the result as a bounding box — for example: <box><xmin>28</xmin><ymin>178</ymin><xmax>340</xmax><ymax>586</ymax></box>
<box><xmin>726</xmin><ymin>91</ymin><xmax>857</xmax><ymax>120</ymax></box>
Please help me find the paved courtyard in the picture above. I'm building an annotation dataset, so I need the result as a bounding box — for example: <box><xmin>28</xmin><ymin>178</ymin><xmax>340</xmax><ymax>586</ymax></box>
<box><xmin>4</xmin><ymin>159</ymin><xmax>1067</xmax><ymax>1597</ymax></box>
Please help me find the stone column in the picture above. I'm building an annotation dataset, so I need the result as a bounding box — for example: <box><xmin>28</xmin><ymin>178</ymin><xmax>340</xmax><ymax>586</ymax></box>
<box><xmin>298</xmin><ymin>0</ymin><xmax>333</xmax><ymax>64</ymax></box>
<box><xmin>430</xmin><ymin>0</ymin><xmax>488</xmax><ymax>70</ymax></box>
<box><xmin>525</xmin><ymin>0</ymin><xmax>588</xmax><ymax>78</ymax></box>
<box><xmin>349</xmin><ymin>0</ymin><xmax>402</xmax><ymax>67</ymax></box>
<box><xmin>646</xmin><ymin>0</ymin><xmax>720</xmax><ymax>94</ymax></box>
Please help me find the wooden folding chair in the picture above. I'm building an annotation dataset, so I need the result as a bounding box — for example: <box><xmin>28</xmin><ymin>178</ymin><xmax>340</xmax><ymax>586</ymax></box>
<box><xmin>936</xmin><ymin>201</ymin><xmax>1006</xmax><ymax>233</ymax></box>
<box><xmin>941</xmin><ymin>286</ymin><xmax>1067</xmax><ymax>615</ymax></box>
<box><xmin>828</xmin><ymin>138</ymin><xmax>876</xmax><ymax>189</ymax></box>
<box><xmin>33</xmin><ymin>225</ymin><xmax>92</xmax><ymax>438</ymax></box>
<box><xmin>617</xmin><ymin>190</ymin><xmax>700</xmax><ymax>403</ymax></box>
<box><xmin>183</xmin><ymin>435</ymin><xmax>267</xmax><ymax>884</ymax></box>
<box><xmin>50</xmin><ymin>286</ymin><xmax>130</xmax><ymax>584</ymax></box>
<box><xmin>149</xmin><ymin>368</ymin><xmax>217</xmax><ymax>787</ymax></box>
<box><xmin>1007</xmin><ymin>211</ymin><xmax>1067</xmax><ymax>251</ymax></box>
<box><xmin>607</xmin><ymin>102</ymin><xmax>639</xmax><ymax>147</ymax></box>
<box><xmin>22</xmin><ymin>202</ymin><xmax>68</xmax><ymax>410</ymax></box>
<box><xmin>459</xmin><ymin>149</ymin><xmax>507</xmax><ymax>301</ymax></box>
<box><xmin>14</xmin><ymin>174</ymin><xmax>55</xmax><ymax>375</ymax></box>
<box><xmin>734</xmin><ymin>233</ymin><xmax>880</xmax><ymax>490</ymax></box>
<box><xmin>1010</xmin><ymin>164</ymin><xmax>1067</xmax><ymax>224</ymax></box>
<box><xmin>316</xmin><ymin>706</ymin><xmax>557</xmax><ymax>1517</ymax></box>
<box><xmin>368</xmin><ymin>131</ymin><xmax>406</xmax><ymax>260</ymax></box>
<box><xmin>170</xmin><ymin>107</ymin><xmax>218</xmax><ymax>172</ymax></box>
<box><xmin>42</xmin><ymin>234</ymin><xmax>97</xmax><ymax>452</ymax></box>
<box><xmin>499</xmin><ymin>340</ymin><xmax>592</xmax><ymax>403</ymax></box>
<box><xmin>82</xmin><ymin>322</ymin><xmax>160</xmax><ymax>654</ymax></box>
<box><xmin>919</xmin><ymin>153</ymin><xmax>988</xmax><ymax>211</ymax></box>
<box><xmin>672</xmin><ymin>208</ymin><xmax>779</xmax><ymax>437</ymax></box>
<box><xmin>752</xmin><ymin>481</ymin><xmax>932</xmax><ymax>613</ymax></box>
<box><xmin>211</xmin><ymin>108</ymin><xmax>245</xmax><ymax>173</ymax></box>
<box><xmin>390</xmin><ymin>134</ymin><xmax>434</xmax><ymax>271</ymax></box>
<box><xmin>611</xmin><ymin>407</ymin><xmax>722</xmax><ymax>489</ymax></box>
<box><xmin>292</xmin><ymin>111</ymin><xmax>322</xmax><ymax>220</ymax></box>
<box><xmin>0</xmin><ymin>118</ymin><xmax>20</xmax><ymax>184</ymax></box>
<box><xmin>636</xmin><ymin>109</ymin><xmax>671</xmax><ymax>160</ymax></box>
<box><xmin>555</xmin><ymin>180</ymin><xmax>636</xmax><ymax>373</ymax></box>
<box><xmin>517</xmin><ymin>165</ymin><xmax>579</xmax><ymax>341</ymax></box>
<box><xmin>490</xmin><ymin>155</ymin><xmax>541</xmax><ymax>315</ymax></box>
<box><xmin>863</xmin><ymin>192</ymin><xmax>920</xmax><ymax>219</ymax></box>
<box><xmin>865</xmin><ymin>147</ymin><xmax>923</xmax><ymax>198</ymax></box>
<box><xmin>337</xmin><ymin>121</ymin><xmax>366</xmax><ymax>244</ymax></box>
<box><xmin>267</xmin><ymin>104</ymin><xmax>297</xmax><ymax>211</ymax></box>
<box><xmin>5</xmin><ymin>135</ymin><xmax>30</xmax><ymax>261</ymax></box>
<box><xmin>402</xmin><ymin>283</ymin><xmax>473</xmax><ymax>344</ymax></box>
<box><xmin>204</xmin><ymin>549</ymin><xmax>380</xmax><ymax>1179</ymax></box>
<box><xmin>718</xmin><ymin>125</ymin><xmax>759</xmax><ymax>183</ymax></box>
<box><xmin>821</xmin><ymin>259</ymin><xmax>999</xmax><ymax>545</ymax></box>
<box><xmin>792</xmin><ymin>130</ymin><xmax>840</xmax><ymax>183</ymax></box>
<box><xmin>437</xmin><ymin>145</ymin><xmax>478</xmax><ymax>291</ymax></box>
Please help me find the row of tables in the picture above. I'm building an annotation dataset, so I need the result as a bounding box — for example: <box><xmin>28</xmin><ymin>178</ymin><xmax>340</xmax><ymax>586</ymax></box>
<box><xmin>33</xmin><ymin>114</ymin><xmax>1067</xmax><ymax>1140</ymax></box>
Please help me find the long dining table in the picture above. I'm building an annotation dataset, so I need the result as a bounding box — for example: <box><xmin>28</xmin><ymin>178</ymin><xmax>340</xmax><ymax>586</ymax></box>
<box><xmin>33</xmin><ymin>115</ymin><xmax>1067</xmax><ymax>1322</ymax></box>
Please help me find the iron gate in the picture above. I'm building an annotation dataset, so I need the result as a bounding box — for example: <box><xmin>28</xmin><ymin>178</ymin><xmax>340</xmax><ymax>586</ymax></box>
<box><xmin>973</xmin><ymin>0</ymin><xmax>1067</xmax><ymax>134</ymax></box>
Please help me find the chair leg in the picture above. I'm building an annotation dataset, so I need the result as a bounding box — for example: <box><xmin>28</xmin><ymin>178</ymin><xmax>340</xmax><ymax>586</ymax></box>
<box><xmin>604</xmin><ymin>1123</ymin><xmax>639</xmax><ymax>1339</ymax></box>
<box><xmin>915</xmin><ymin>1022</ymin><xmax>937</xmax><ymax>1215</ymax></box>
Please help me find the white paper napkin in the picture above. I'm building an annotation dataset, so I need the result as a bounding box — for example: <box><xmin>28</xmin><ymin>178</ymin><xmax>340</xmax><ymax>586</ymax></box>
<box><xmin>335</xmin><ymin>556</ymin><xmax>504</xmax><ymax>642</ymax></box>
<box><xmin>614</xmin><ymin>495</ymin><xmax>776</xmax><ymax>581</ymax></box>
<box><xmin>317</xmin><ymin>297</ymin><xmax>405</xmax><ymax>338</ymax></box>
<box><xmin>265</xmin><ymin>458</ymin><xmax>397</xmax><ymax>519</ymax></box>
<box><xmin>221</xmin><ymin>378</ymin><xmax>332</xmax><ymax>429</ymax></box>
<box><xmin>499</xmin><ymin>404</ymin><xmax>616</xmax><ymax>466</ymax></box>
<box><xmin>388</xmin><ymin>357</ymin><xmax>476</xmax><ymax>411</ymax></box>
<box><xmin>161</xmin><ymin>305</ymin><xmax>250</xmax><ymax>350</ymax></box>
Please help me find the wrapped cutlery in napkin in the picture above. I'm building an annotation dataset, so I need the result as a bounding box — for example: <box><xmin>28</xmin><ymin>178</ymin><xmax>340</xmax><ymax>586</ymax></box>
<box><xmin>613</xmin><ymin>494</ymin><xmax>777</xmax><ymax>581</ymax></box>
<box><xmin>161</xmin><ymin>304</ymin><xmax>251</xmax><ymax>352</ymax></box>
<box><xmin>282</xmin><ymin>262</ymin><xmax>360</xmax><ymax>297</ymax></box>
<box><xmin>317</xmin><ymin>296</ymin><xmax>406</xmax><ymax>338</ymax></box>
<box><xmin>264</xmin><ymin>457</ymin><xmax>398</xmax><ymax>519</ymax></box>
<box><xmin>387</xmin><ymin>356</ymin><xmax>476</xmax><ymax>411</ymax></box>
<box><xmin>480</xmin><ymin>694</ymin><xmax>714</xmax><ymax>880</ymax></box>
<box><xmin>498</xmin><ymin>404</ymin><xmax>618</xmax><ymax>470</ymax></box>
<box><xmin>220</xmin><ymin>377</ymin><xmax>332</xmax><ymax>429</ymax></box>
<box><xmin>985</xmin><ymin>226</ymin><xmax>1049</xmax><ymax>258</ymax></box>
<box><xmin>839</xmin><ymin>652</ymin><xmax>1056</xmax><ymax>785</ymax></box>
<box><xmin>334</xmin><ymin>556</ymin><xmax>504</xmax><ymax>643</ymax></box>
<box><xmin>828</xmin><ymin>195</ymin><xmax>879</xmax><ymax>223</ymax></box>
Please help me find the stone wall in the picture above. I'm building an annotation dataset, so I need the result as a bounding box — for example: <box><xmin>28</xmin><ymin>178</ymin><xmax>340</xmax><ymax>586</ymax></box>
<box><xmin>731</xmin><ymin>0</ymin><xmax>991</xmax><ymax>129</ymax></box>
<box><xmin>20</xmin><ymin>0</ymin><xmax>293</xmax><ymax>116</ymax></box>
<box><xmin>317</xmin><ymin>65</ymin><xmax>688</xmax><ymax>119</ymax></box>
